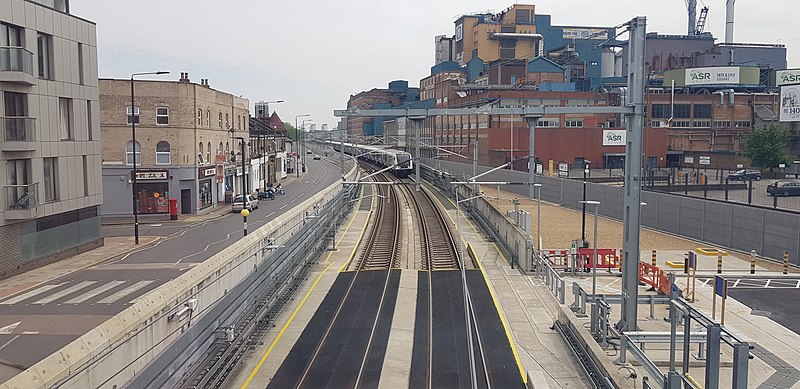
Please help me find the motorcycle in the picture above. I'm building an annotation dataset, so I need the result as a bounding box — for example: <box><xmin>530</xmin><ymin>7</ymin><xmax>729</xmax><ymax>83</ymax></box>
<box><xmin>276</xmin><ymin>186</ymin><xmax>285</xmax><ymax>195</ymax></box>
<box><xmin>257</xmin><ymin>190</ymin><xmax>275</xmax><ymax>200</ymax></box>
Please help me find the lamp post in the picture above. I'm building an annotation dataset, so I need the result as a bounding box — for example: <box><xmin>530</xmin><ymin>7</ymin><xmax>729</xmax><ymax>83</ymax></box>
<box><xmin>533</xmin><ymin>183</ymin><xmax>542</xmax><ymax>250</ymax></box>
<box><xmin>301</xmin><ymin>119</ymin><xmax>313</xmax><ymax>172</ymax></box>
<box><xmin>581</xmin><ymin>161</ymin><xmax>591</xmax><ymax>244</ymax></box>
<box><xmin>295</xmin><ymin>114</ymin><xmax>310</xmax><ymax>177</ymax></box>
<box><xmin>130</xmin><ymin>71</ymin><xmax>169</xmax><ymax>245</ymax></box>
<box><xmin>580</xmin><ymin>200</ymin><xmax>601</xmax><ymax>296</ymax></box>
<box><xmin>232</xmin><ymin>135</ymin><xmax>248</xmax><ymax>206</ymax></box>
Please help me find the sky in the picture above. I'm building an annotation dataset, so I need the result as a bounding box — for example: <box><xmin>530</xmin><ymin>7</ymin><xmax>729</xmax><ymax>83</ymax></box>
<box><xmin>71</xmin><ymin>0</ymin><xmax>798</xmax><ymax>130</ymax></box>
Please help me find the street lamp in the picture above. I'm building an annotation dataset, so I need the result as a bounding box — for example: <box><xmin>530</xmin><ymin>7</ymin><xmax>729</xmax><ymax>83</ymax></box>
<box><xmin>259</xmin><ymin>100</ymin><xmax>283</xmax><ymax>186</ymax></box>
<box><xmin>301</xmin><ymin>118</ymin><xmax>313</xmax><ymax>171</ymax></box>
<box><xmin>580</xmin><ymin>200</ymin><xmax>601</xmax><ymax>296</ymax></box>
<box><xmin>231</xmin><ymin>134</ymin><xmax>248</xmax><ymax>207</ymax></box>
<box><xmin>130</xmin><ymin>70</ymin><xmax>169</xmax><ymax>245</ymax></box>
<box><xmin>295</xmin><ymin>114</ymin><xmax>310</xmax><ymax>177</ymax></box>
<box><xmin>581</xmin><ymin>161</ymin><xmax>591</xmax><ymax>244</ymax></box>
<box><xmin>533</xmin><ymin>183</ymin><xmax>542</xmax><ymax>250</ymax></box>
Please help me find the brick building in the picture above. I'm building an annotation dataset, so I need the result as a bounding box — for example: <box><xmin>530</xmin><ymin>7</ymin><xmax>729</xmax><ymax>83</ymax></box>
<box><xmin>99</xmin><ymin>74</ymin><xmax>249</xmax><ymax>216</ymax></box>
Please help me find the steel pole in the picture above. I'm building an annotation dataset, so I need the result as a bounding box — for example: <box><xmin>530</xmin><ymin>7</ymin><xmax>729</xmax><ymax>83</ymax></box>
<box><xmin>295</xmin><ymin>117</ymin><xmax>300</xmax><ymax>178</ymax></box>
<box><xmin>592</xmin><ymin>204</ymin><xmax>599</xmax><ymax>296</ymax></box>
<box><xmin>582</xmin><ymin>168</ymin><xmax>587</xmax><ymax>241</ymax></box>
<box><xmin>620</xmin><ymin>16</ymin><xmax>647</xmax><ymax>332</ymax></box>
<box><xmin>537</xmin><ymin>185</ymin><xmax>542</xmax><ymax>250</ymax></box>
<box><xmin>130</xmin><ymin>77</ymin><xmax>139</xmax><ymax>244</ymax></box>
<box><xmin>525</xmin><ymin>115</ymin><xmax>540</xmax><ymax>199</ymax></box>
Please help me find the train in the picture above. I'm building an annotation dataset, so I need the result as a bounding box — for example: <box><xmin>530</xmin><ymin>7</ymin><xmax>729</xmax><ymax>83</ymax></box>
<box><xmin>325</xmin><ymin>141</ymin><xmax>414</xmax><ymax>178</ymax></box>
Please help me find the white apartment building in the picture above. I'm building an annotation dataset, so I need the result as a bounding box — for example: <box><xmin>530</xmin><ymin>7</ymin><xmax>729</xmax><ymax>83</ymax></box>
<box><xmin>0</xmin><ymin>0</ymin><xmax>103</xmax><ymax>279</ymax></box>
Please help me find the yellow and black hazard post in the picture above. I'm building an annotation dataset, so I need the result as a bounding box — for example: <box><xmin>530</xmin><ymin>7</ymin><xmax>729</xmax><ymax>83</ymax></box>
<box><xmin>750</xmin><ymin>250</ymin><xmax>756</xmax><ymax>275</ymax></box>
<box><xmin>651</xmin><ymin>249</ymin><xmax>657</xmax><ymax>266</ymax></box>
<box><xmin>717</xmin><ymin>252</ymin><xmax>723</xmax><ymax>274</ymax></box>
<box><xmin>784</xmin><ymin>251</ymin><xmax>790</xmax><ymax>275</ymax></box>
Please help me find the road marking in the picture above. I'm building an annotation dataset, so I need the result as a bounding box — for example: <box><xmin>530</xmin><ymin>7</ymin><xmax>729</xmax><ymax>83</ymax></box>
<box><xmin>765</xmin><ymin>279</ymin><xmax>771</xmax><ymax>288</ymax></box>
<box><xmin>149</xmin><ymin>224</ymin><xmax>163</xmax><ymax>227</ymax></box>
<box><xmin>279</xmin><ymin>205</ymin><xmax>287</xmax><ymax>210</ymax></box>
<box><xmin>732</xmin><ymin>279</ymin><xmax>740</xmax><ymax>288</ymax></box>
<box><xmin>96</xmin><ymin>281</ymin><xmax>155</xmax><ymax>304</ymax></box>
<box><xmin>173</xmin><ymin>233</ymin><xmax>233</xmax><ymax>266</ymax></box>
<box><xmin>0</xmin><ymin>321</ymin><xmax>21</xmax><ymax>334</ymax></box>
<box><xmin>31</xmin><ymin>281</ymin><xmax>97</xmax><ymax>305</ymax></box>
<box><xmin>0</xmin><ymin>283</ymin><xmax>65</xmax><ymax>305</ymax></box>
<box><xmin>0</xmin><ymin>335</ymin><xmax>21</xmax><ymax>351</ymax></box>
<box><xmin>797</xmin><ymin>280</ymin><xmax>800</xmax><ymax>288</ymax></box>
<box><xmin>267</xmin><ymin>212</ymin><xmax>275</xmax><ymax>218</ymax></box>
<box><xmin>63</xmin><ymin>280</ymin><xmax>127</xmax><ymax>304</ymax></box>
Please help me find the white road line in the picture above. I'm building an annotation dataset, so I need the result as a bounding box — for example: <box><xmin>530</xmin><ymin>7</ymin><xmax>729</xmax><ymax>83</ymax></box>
<box><xmin>31</xmin><ymin>281</ymin><xmax>97</xmax><ymax>305</ymax></box>
<box><xmin>267</xmin><ymin>212</ymin><xmax>275</xmax><ymax>218</ymax></box>
<box><xmin>732</xmin><ymin>279</ymin><xmax>741</xmax><ymax>288</ymax></box>
<box><xmin>63</xmin><ymin>280</ymin><xmax>127</xmax><ymax>304</ymax></box>
<box><xmin>0</xmin><ymin>335</ymin><xmax>21</xmax><ymax>352</ymax></box>
<box><xmin>700</xmin><ymin>279</ymin><xmax>711</xmax><ymax>287</ymax></box>
<box><xmin>0</xmin><ymin>321</ymin><xmax>21</xmax><ymax>334</ymax></box>
<box><xmin>96</xmin><ymin>281</ymin><xmax>155</xmax><ymax>304</ymax></box>
<box><xmin>173</xmin><ymin>233</ymin><xmax>233</xmax><ymax>266</ymax></box>
<box><xmin>0</xmin><ymin>283</ymin><xmax>66</xmax><ymax>305</ymax></box>
<box><xmin>764</xmin><ymin>279</ymin><xmax>771</xmax><ymax>288</ymax></box>
<box><xmin>797</xmin><ymin>280</ymin><xmax>800</xmax><ymax>288</ymax></box>
<box><xmin>280</xmin><ymin>205</ymin><xmax>287</xmax><ymax>210</ymax></box>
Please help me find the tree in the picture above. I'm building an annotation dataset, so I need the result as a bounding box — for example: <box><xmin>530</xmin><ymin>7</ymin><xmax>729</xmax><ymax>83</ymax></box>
<box><xmin>743</xmin><ymin>122</ymin><xmax>791</xmax><ymax>171</ymax></box>
<box><xmin>284</xmin><ymin>122</ymin><xmax>297</xmax><ymax>141</ymax></box>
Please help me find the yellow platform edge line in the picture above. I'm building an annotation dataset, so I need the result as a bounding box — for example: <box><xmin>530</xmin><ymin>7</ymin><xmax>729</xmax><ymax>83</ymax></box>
<box><xmin>241</xmin><ymin>193</ymin><xmax>364</xmax><ymax>389</ymax></box>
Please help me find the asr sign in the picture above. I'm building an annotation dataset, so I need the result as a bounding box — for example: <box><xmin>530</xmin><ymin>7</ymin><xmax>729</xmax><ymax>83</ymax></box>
<box><xmin>777</xmin><ymin>69</ymin><xmax>800</xmax><ymax>86</ymax></box>
<box><xmin>602</xmin><ymin>130</ymin><xmax>626</xmax><ymax>146</ymax></box>
<box><xmin>685</xmin><ymin>67</ymin><xmax>740</xmax><ymax>85</ymax></box>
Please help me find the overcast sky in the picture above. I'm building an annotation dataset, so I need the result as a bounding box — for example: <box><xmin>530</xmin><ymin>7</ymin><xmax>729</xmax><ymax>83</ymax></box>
<box><xmin>71</xmin><ymin>0</ymin><xmax>798</xmax><ymax>129</ymax></box>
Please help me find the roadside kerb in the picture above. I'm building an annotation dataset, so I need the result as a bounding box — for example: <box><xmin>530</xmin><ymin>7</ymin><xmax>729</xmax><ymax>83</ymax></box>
<box><xmin>0</xmin><ymin>164</ymin><xmax>357</xmax><ymax>389</ymax></box>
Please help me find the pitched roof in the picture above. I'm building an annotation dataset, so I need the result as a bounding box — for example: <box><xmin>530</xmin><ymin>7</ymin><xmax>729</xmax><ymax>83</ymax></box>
<box><xmin>269</xmin><ymin>112</ymin><xmax>286</xmax><ymax>130</ymax></box>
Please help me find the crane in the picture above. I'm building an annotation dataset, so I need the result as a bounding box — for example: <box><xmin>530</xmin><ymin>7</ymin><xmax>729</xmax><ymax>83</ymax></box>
<box><xmin>685</xmin><ymin>0</ymin><xmax>709</xmax><ymax>35</ymax></box>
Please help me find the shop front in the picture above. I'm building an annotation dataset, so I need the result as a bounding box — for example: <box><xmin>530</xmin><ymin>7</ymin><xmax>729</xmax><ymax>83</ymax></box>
<box><xmin>223</xmin><ymin>166</ymin><xmax>236</xmax><ymax>203</ymax></box>
<box><xmin>198</xmin><ymin>167</ymin><xmax>216</xmax><ymax>210</ymax></box>
<box><xmin>134</xmin><ymin>170</ymin><xmax>170</xmax><ymax>214</ymax></box>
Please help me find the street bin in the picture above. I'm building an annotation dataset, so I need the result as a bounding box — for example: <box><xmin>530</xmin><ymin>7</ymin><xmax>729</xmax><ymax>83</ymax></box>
<box><xmin>169</xmin><ymin>198</ymin><xmax>178</xmax><ymax>220</ymax></box>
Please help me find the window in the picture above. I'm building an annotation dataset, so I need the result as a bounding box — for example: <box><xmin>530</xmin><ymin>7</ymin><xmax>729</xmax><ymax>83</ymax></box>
<box><xmin>126</xmin><ymin>141</ymin><xmax>141</xmax><ymax>165</ymax></box>
<box><xmin>2</xmin><ymin>23</ymin><xmax>24</xmax><ymax>71</ymax></box>
<box><xmin>713</xmin><ymin>120</ymin><xmax>731</xmax><ymax>129</ymax></box>
<box><xmin>198</xmin><ymin>142</ymin><xmax>204</xmax><ymax>164</ymax></box>
<box><xmin>126</xmin><ymin>106</ymin><xmax>140</xmax><ymax>124</ymax></box>
<box><xmin>197</xmin><ymin>110</ymin><xmax>202</xmax><ymax>126</ymax></box>
<box><xmin>693</xmin><ymin>120</ymin><xmax>711</xmax><ymax>128</ymax></box>
<box><xmin>673</xmin><ymin>104</ymin><xmax>691</xmax><ymax>119</ymax></box>
<box><xmin>225</xmin><ymin>142</ymin><xmax>230</xmax><ymax>158</ymax></box>
<box><xmin>694</xmin><ymin>104</ymin><xmax>712</xmax><ymax>118</ymax></box>
<box><xmin>218</xmin><ymin>113</ymin><xmax>222</xmax><ymax>128</ymax></box>
<box><xmin>7</xmin><ymin>159</ymin><xmax>32</xmax><ymax>209</ymax></box>
<box><xmin>206</xmin><ymin>110</ymin><xmax>210</xmax><ymax>127</ymax></box>
<box><xmin>156</xmin><ymin>107</ymin><xmax>169</xmax><ymax>125</ymax></box>
<box><xmin>43</xmin><ymin>157</ymin><xmax>58</xmax><ymax>202</ymax></box>
<box><xmin>77</xmin><ymin>43</ymin><xmax>84</xmax><ymax>85</ymax></box>
<box><xmin>218</xmin><ymin>142</ymin><xmax>223</xmax><ymax>157</ymax></box>
<box><xmin>735</xmin><ymin>120</ymin><xmax>752</xmax><ymax>128</ymax></box>
<box><xmin>670</xmin><ymin>120</ymin><xmax>691</xmax><ymax>128</ymax></box>
<box><xmin>37</xmin><ymin>32</ymin><xmax>52</xmax><ymax>79</ymax></box>
<box><xmin>225</xmin><ymin>113</ymin><xmax>229</xmax><ymax>128</ymax></box>
<box><xmin>650</xmin><ymin>104</ymin><xmax>670</xmax><ymax>119</ymax></box>
<box><xmin>82</xmin><ymin>155</ymin><xmax>88</xmax><ymax>196</ymax></box>
<box><xmin>59</xmin><ymin>98</ymin><xmax>73</xmax><ymax>140</ymax></box>
<box><xmin>565</xmin><ymin>119</ymin><xmax>584</xmax><ymax>128</ymax></box>
<box><xmin>86</xmin><ymin>100</ymin><xmax>94</xmax><ymax>140</ymax></box>
<box><xmin>237</xmin><ymin>115</ymin><xmax>241</xmax><ymax>130</ymax></box>
<box><xmin>207</xmin><ymin>142</ymin><xmax>211</xmax><ymax>164</ymax></box>
<box><xmin>156</xmin><ymin>141</ymin><xmax>171</xmax><ymax>165</ymax></box>
<box><xmin>537</xmin><ymin>118</ymin><xmax>560</xmax><ymax>128</ymax></box>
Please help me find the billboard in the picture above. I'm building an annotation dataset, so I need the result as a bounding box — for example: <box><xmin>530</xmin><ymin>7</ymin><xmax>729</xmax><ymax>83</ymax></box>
<box><xmin>455</xmin><ymin>23</ymin><xmax>463</xmax><ymax>42</ymax></box>
<box><xmin>562</xmin><ymin>28</ymin><xmax>608</xmax><ymax>40</ymax></box>
<box><xmin>780</xmin><ymin>85</ymin><xmax>800</xmax><ymax>122</ymax></box>
<box><xmin>602</xmin><ymin>130</ymin><xmax>626</xmax><ymax>146</ymax></box>
<box><xmin>776</xmin><ymin>69</ymin><xmax>800</xmax><ymax>86</ymax></box>
<box><xmin>685</xmin><ymin>67</ymin><xmax>740</xmax><ymax>86</ymax></box>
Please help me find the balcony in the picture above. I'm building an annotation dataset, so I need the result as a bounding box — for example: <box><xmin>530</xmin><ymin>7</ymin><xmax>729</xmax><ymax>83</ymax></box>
<box><xmin>1</xmin><ymin>117</ymin><xmax>37</xmax><ymax>151</ymax></box>
<box><xmin>0</xmin><ymin>47</ymin><xmax>36</xmax><ymax>85</ymax></box>
<box><xmin>5</xmin><ymin>183</ymin><xmax>39</xmax><ymax>220</ymax></box>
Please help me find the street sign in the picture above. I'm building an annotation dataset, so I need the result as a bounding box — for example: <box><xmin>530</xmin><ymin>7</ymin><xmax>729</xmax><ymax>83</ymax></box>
<box><xmin>699</xmin><ymin>156</ymin><xmax>711</xmax><ymax>165</ymax></box>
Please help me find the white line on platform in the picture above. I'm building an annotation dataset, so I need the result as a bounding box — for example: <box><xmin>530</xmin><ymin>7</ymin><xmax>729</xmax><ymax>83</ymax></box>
<box><xmin>31</xmin><ymin>281</ymin><xmax>97</xmax><ymax>305</ymax></box>
<box><xmin>96</xmin><ymin>281</ymin><xmax>155</xmax><ymax>304</ymax></box>
<box><xmin>0</xmin><ymin>283</ymin><xmax>65</xmax><ymax>305</ymax></box>
<box><xmin>64</xmin><ymin>281</ymin><xmax>127</xmax><ymax>304</ymax></box>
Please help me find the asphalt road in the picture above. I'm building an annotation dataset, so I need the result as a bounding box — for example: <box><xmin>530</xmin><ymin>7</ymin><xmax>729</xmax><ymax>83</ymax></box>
<box><xmin>0</xmin><ymin>159</ymin><xmax>342</xmax><ymax>370</ymax></box>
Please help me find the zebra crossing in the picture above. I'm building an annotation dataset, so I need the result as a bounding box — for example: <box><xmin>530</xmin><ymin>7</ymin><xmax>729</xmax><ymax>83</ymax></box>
<box><xmin>0</xmin><ymin>279</ymin><xmax>159</xmax><ymax>306</ymax></box>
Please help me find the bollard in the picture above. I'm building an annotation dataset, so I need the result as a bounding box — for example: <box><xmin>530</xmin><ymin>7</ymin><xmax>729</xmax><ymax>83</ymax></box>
<box><xmin>750</xmin><ymin>250</ymin><xmax>756</xmax><ymax>274</ymax></box>
<box><xmin>651</xmin><ymin>249</ymin><xmax>657</xmax><ymax>266</ymax></box>
<box><xmin>784</xmin><ymin>251</ymin><xmax>790</xmax><ymax>275</ymax></box>
<box><xmin>717</xmin><ymin>252</ymin><xmax>723</xmax><ymax>274</ymax></box>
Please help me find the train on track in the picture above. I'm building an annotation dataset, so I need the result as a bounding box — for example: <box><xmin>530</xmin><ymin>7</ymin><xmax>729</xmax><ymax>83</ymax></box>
<box><xmin>326</xmin><ymin>141</ymin><xmax>413</xmax><ymax>178</ymax></box>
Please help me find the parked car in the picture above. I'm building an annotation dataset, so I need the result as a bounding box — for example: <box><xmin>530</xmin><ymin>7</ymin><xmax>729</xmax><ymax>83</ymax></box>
<box><xmin>313</xmin><ymin>154</ymin><xmax>321</xmax><ymax>160</ymax></box>
<box><xmin>232</xmin><ymin>194</ymin><xmax>259</xmax><ymax>212</ymax></box>
<box><xmin>767</xmin><ymin>181</ymin><xmax>800</xmax><ymax>197</ymax></box>
<box><xmin>727</xmin><ymin>169</ymin><xmax>762</xmax><ymax>181</ymax></box>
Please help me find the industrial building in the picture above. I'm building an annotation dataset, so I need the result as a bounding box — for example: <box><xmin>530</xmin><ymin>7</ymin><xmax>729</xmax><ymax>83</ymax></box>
<box><xmin>0</xmin><ymin>0</ymin><xmax>103</xmax><ymax>279</ymax></box>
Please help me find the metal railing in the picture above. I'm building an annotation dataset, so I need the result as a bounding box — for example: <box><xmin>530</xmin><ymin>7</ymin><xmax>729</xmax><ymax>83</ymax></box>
<box><xmin>5</xmin><ymin>183</ymin><xmax>38</xmax><ymax>210</ymax></box>
<box><xmin>1</xmin><ymin>117</ymin><xmax>36</xmax><ymax>142</ymax></box>
<box><xmin>0</xmin><ymin>46</ymin><xmax>34</xmax><ymax>75</ymax></box>
<box><xmin>533</xmin><ymin>254</ymin><xmax>566</xmax><ymax>304</ymax></box>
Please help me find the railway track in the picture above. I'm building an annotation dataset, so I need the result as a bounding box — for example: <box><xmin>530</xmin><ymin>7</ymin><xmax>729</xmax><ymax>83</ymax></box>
<box><xmin>405</xmin><ymin>184</ymin><xmax>462</xmax><ymax>270</ymax></box>
<box><xmin>358</xmin><ymin>171</ymin><xmax>402</xmax><ymax>269</ymax></box>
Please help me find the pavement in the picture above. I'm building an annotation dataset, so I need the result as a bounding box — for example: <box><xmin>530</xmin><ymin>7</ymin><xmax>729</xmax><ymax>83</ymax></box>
<box><xmin>0</xmin><ymin>161</ymin><xmax>340</xmax><ymax>378</ymax></box>
<box><xmin>482</xmin><ymin>186</ymin><xmax>800</xmax><ymax>388</ymax></box>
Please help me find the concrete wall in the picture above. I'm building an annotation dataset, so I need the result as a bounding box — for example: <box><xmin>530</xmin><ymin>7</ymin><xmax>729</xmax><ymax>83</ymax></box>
<box><xmin>429</xmin><ymin>159</ymin><xmax>800</xmax><ymax>263</ymax></box>
<box><xmin>0</xmin><ymin>164</ymin><xmax>358</xmax><ymax>389</ymax></box>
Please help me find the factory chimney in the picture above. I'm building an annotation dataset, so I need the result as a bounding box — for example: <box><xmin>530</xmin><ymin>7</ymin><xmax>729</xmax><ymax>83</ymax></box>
<box><xmin>725</xmin><ymin>0</ymin><xmax>735</xmax><ymax>43</ymax></box>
